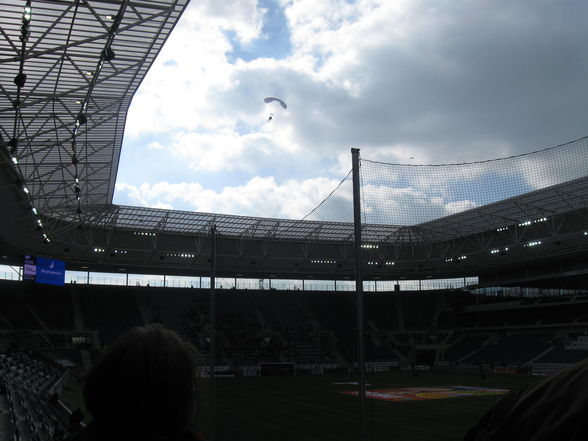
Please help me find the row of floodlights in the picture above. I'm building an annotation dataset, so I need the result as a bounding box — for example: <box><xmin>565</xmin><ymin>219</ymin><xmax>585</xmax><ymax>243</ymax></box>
<box><xmin>311</xmin><ymin>260</ymin><xmax>395</xmax><ymax>266</ymax></box>
<box><xmin>166</xmin><ymin>253</ymin><xmax>195</xmax><ymax>258</ymax></box>
<box><xmin>518</xmin><ymin>217</ymin><xmax>547</xmax><ymax>227</ymax></box>
<box><xmin>93</xmin><ymin>248</ymin><xmax>195</xmax><ymax>258</ymax></box>
<box><xmin>17</xmin><ymin>3</ymin><xmax>49</xmax><ymax>245</ymax></box>
<box><xmin>445</xmin><ymin>256</ymin><xmax>467</xmax><ymax>263</ymax></box>
<box><xmin>361</xmin><ymin>244</ymin><xmax>379</xmax><ymax>249</ymax></box>
<box><xmin>29</xmin><ymin>204</ymin><xmax>50</xmax><ymax>243</ymax></box>
<box><xmin>524</xmin><ymin>241</ymin><xmax>542</xmax><ymax>247</ymax></box>
<box><xmin>87</xmin><ymin>230</ymin><xmax>586</xmax><ymax>261</ymax></box>
<box><xmin>93</xmin><ymin>248</ymin><xmax>128</xmax><ymax>254</ymax></box>
<box><xmin>497</xmin><ymin>216</ymin><xmax>548</xmax><ymax>232</ymax></box>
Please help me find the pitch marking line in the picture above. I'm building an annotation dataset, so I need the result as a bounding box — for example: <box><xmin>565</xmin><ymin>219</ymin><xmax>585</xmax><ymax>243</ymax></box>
<box><xmin>340</xmin><ymin>386</ymin><xmax>509</xmax><ymax>402</ymax></box>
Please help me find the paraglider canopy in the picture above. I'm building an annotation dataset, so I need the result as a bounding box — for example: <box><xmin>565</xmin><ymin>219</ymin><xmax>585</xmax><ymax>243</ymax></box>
<box><xmin>264</xmin><ymin>97</ymin><xmax>287</xmax><ymax>109</ymax></box>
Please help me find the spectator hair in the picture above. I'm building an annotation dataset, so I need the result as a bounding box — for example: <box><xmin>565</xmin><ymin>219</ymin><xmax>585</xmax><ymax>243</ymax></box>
<box><xmin>83</xmin><ymin>324</ymin><xmax>198</xmax><ymax>439</ymax></box>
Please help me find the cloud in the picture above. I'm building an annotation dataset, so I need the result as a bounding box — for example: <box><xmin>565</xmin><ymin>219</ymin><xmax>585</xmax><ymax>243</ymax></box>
<box><xmin>117</xmin><ymin>0</ymin><xmax>588</xmax><ymax>218</ymax></box>
<box><xmin>115</xmin><ymin>176</ymin><xmax>341</xmax><ymax>219</ymax></box>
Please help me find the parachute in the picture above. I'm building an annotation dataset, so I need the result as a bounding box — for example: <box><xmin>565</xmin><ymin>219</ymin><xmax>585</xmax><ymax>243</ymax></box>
<box><xmin>264</xmin><ymin>97</ymin><xmax>287</xmax><ymax>109</ymax></box>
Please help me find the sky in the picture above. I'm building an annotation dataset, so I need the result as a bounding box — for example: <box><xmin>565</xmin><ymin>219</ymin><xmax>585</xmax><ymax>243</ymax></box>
<box><xmin>113</xmin><ymin>0</ymin><xmax>588</xmax><ymax>222</ymax></box>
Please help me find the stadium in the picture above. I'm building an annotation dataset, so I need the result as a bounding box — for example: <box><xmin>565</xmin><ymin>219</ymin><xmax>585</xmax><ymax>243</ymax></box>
<box><xmin>1</xmin><ymin>1</ymin><xmax>588</xmax><ymax>441</ymax></box>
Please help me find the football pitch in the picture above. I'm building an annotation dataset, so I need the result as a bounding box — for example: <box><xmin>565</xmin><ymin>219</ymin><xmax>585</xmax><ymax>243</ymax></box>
<box><xmin>194</xmin><ymin>370</ymin><xmax>540</xmax><ymax>441</ymax></box>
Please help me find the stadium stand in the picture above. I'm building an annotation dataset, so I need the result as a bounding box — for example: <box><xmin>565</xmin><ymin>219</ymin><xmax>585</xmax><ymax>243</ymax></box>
<box><xmin>1</xmin><ymin>1</ymin><xmax>588</xmax><ymax>440</ymax></box>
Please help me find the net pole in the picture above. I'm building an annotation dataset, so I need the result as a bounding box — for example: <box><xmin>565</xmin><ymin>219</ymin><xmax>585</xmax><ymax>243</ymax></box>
<box><xmin>209</xmin><ymin>224</ymin><xmax>217</xmax><ymax>441</ymax></box>
<box><xmin>352</xmin><ymin>147</ymin><xmax>367</xmax><ymax>441</ymax></box>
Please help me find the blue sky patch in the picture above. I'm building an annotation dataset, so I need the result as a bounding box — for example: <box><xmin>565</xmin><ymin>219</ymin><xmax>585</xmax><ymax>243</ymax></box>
<box><xmin>227</xmin><ymin>0</ymin><xmax>291</xmax><ymax>63</ymax></box>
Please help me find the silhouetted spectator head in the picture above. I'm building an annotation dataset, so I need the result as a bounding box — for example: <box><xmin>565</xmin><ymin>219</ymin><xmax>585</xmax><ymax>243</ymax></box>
<box><xmin>465</xmin><ymin>357</ymin><xmax>588</xmax><ymax>441</ymax></box>
<box><xmin>83</xmin><ymin>324</ymin><xmax>199</xmax><ymax>441</ymax></box>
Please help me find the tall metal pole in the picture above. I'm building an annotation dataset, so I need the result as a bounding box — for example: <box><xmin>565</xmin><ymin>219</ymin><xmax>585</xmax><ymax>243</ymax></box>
<box><xmin>351</xmin><ymin>147</ymin><xmax>367</xmax><ymax>441</ymax></box>
<box><xmin>209</xmin><ymin>224</ymin><xmax>217</xmax><ymax>441</ymax></box>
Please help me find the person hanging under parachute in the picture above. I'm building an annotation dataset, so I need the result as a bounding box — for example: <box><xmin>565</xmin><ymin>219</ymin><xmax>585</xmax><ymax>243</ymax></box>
<box><xmin>264</xmin><ymin>97</ymin><xmax>287</xmax><ymax>123</ymax></box>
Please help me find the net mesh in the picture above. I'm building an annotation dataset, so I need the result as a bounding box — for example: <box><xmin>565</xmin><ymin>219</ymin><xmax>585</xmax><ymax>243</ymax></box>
<box><xmin>305</xmin><ymin>136</ymin><xmax>588</xmax><ymax>226</ymax></box>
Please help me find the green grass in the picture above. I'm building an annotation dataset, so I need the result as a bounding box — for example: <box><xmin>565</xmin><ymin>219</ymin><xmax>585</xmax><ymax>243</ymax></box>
<box><xmin>195</xmin><ymin>370</ymin><xmax>540</xmax><ymax>441</ymax></box>
<box><xmin>61</xmin><ymin>369</ymin><xmax>540</xmax><ymax>441</ymax></box>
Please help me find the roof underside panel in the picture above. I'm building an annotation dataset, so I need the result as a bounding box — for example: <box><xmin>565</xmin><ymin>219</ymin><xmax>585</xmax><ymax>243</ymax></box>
<box><xmin>0</xmin><ymin>0</ymin><xmax>189</xmax><ymax>216</ymax></box>
<box><xmin>44</xmin><ymin>175</ymin><xmax>588</xmax><ymax>243</ymax></box>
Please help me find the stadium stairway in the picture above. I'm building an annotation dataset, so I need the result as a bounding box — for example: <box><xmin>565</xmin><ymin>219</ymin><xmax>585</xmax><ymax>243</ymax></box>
<box><xmin>527</xmin><ymin>344</ymin><xmax>556</xmax><ymax>365</ymax></box>
<box><xmin>457</xmin><ymin>336</ymin><xmax>491</xmax><ymax>363</ymax></box>
<box><xmin>80</xmin><ymin>350</ymin><xmax>93</xmax><ymax>372</ymax></box>
<box><xmin>395</xmin><ymin>295</ymin><xmax>405</xmax><ymax>332</ymax></box>
<box><xmin>69</xmin><ymin>286</ymin><xmax>85</xmax><ymax>332</ymax></box>
<box><xmin>134</xmin><ymin>288</ymin><xmax>152</xmax><ymax>325</ymax></box>
<box><xmin>297</xmin><ymin>298</ymin><xmax>346</xmax><ymax>363</ymax></box>
<box><xmin>19</xmin><ymin>294</ymin><xmax>49</xmax><ymax>332</ymax></box>
<box><xmin>19</xmin><ymin>293</ymin><xmax>51</xmax><ymax>347</ymax></box>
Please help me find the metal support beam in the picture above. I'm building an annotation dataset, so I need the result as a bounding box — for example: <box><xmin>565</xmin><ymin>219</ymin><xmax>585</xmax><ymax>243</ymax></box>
<box><xmin>351</xmin><ymin>147</ymin><xmax>367</xmax><ymax>441</ymax></box>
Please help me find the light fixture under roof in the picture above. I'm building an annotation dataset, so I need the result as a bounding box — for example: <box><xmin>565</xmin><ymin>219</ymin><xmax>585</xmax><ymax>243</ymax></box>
<box><xmin>102</xmin><ymin>46</ymin><xmax>115</xmax><ymax>61</ymax></box>
<box><xmin>23</xmin><ymin>1</ymin><xmax>31</xmax><ymax>22</ymax></box>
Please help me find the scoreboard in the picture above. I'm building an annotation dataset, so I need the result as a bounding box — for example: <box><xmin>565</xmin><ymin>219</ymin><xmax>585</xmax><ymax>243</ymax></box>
<box><xmin>23</xmin><ymin>255</ymin><xmax>65</xmax><ymax>286</ymax></box>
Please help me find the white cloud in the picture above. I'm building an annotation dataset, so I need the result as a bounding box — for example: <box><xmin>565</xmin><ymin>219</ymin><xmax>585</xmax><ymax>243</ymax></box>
<box><xmin>117</xmin><ymin>0</ymin><xmax>588</xmax><ymax>218</ymax></box>
<box><xmin>445</xmin><ymin>200</ymin><xmax>479</xmax><ymax>215</ymax></box>
<box><xmin>115</xmin><ymin>176</ymin><xmax>341</xmax><ymax>219</ymax></box>
<box><xmin>148</xmin><ymin>141</ymin><xmax>165</xmax><ymax>150</ymax></box>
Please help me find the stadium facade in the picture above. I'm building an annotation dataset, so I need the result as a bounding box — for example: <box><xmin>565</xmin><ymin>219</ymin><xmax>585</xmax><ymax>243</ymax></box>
<box><xmin>2</xmin><ymin>3</ymin><xmax>588</xmax><ymax>441</ymax></box>
<box><xmin>0</xmin><ymin>0</ymin><xmax>587</xmax><ymax>287</ymax></box>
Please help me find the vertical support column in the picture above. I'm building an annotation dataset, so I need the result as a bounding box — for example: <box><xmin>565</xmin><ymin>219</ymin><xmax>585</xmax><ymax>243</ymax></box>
<box><xmin>351</xmin><ymin>147</ymin><xmax>367</xmax><ymax>441</ymax></box>
<box><xmin>209</xmin><ymin>225</ymin><xmax>217</xmax><ymax>441</ymax></box>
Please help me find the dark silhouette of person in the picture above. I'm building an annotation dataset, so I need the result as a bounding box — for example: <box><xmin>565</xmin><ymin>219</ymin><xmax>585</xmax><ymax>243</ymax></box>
<box><xmin>465</xmin><ymin>357</ymin><xmax>588</xmax><ymax>441</ymax></box>
<box><xmin>70</xmin><ymin>324</ymin><xmax>202</xmax><ymax>441</ymax></box>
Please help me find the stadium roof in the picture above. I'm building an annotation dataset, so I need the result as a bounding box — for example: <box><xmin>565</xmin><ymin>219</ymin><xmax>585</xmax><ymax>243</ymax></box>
<box><xmin>0</xmin><ymin>0</ymin><xmax>587</xmax><ymax>282</ymax></box>
<box><xmin>0</xmin><ymin>0</ymin><xmax>188</xmax><ymax>212</ymax></box>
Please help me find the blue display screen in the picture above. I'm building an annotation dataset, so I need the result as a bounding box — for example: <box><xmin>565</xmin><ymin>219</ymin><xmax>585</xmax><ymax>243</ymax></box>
<box><xmin>24</xmin><ymin>255</ymin><xmax>65</xmax><ymax>286</ymax></box>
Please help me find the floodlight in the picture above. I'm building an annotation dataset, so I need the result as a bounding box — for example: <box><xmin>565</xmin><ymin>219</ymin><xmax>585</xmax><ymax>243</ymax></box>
<box><xmin>23</xmin><ymin>1</ymin><xmax>32</xmax><ymax>22</ymax></box>
<box><xmin>102</xmin><ymin>46</ymin><xmax>115</xmax><ymax>61</ymax></box>
<box><xmin>19</xmin><ymin>22</ymin><xmax>30</xmax><ymax>41</ymax></box>
<box><xmin>8</xmin><ymin>138</ymin><xmax>17</xmax><ymax>156</ymax></box>
<box><xmin>13</xmin><ymin>73</ymin><xmax>27</xmax><ymax>88</ymax></box>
